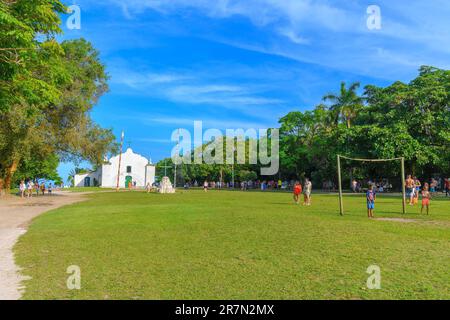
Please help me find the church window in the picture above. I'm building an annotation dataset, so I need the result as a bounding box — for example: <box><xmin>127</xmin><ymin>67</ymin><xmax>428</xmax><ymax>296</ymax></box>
<box><xmin>126</xmin><ymin>166</ymin><xmax>132</xmax><ymax>173</ymax></box>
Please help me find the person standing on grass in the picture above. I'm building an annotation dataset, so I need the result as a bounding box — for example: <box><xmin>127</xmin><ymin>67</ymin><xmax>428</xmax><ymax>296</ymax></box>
<box><xmin>47</xmin><ymin>183</ymin><xmax>52</xmax><ymax>195</ymax></box>
<box><xmin>203</xmin><ymin>180</ymin><xmax>208</xmax><ymax>192</ymax></box>
<box><xmin>303</xmin><ymin>178</ymin><xmax>312</xmax><ymax>206</ymax></box>
<box><xmin>146</xmin><ymin>182</ymin><xmax>152</xmax><ymax>193</ymax></box>
<box><xmin>414</xmin><ymin>177</ymin><xmax>421</xmax><ymax>204</ymax></box>
<box><xmin>421</xmin><ymin>183</ymin><xmax>431</xmax><ymax>215</ymax></box>
<box><xmin>405</xmin><ymin>175</ymin><xmax>415</xmax><ymax>205</ymax></box>
<box><xmin>366</xmin><ymin>184</ymin><xmax>376</xmax><ymax>218</ymax></box>
<box><xmin>19</xmin><ymin>180</ymin><xmax>26</xmax><ymax>198</ymax></box>
<box><xmin>293</xmin><ymin>181</ymin><xmax>302</xmax><ymax>205</ymax></box>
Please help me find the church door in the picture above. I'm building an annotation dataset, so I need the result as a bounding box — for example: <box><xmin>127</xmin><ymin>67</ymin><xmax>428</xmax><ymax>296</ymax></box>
<box><xmin>125</xmin><ymin>176</ymin><xmax>132</xmax><ymax>188</ymax></box>
<box><xmin>84</xmin><ymin>177</ymin><xmax>90</xmax><ymax>187</ymax></box>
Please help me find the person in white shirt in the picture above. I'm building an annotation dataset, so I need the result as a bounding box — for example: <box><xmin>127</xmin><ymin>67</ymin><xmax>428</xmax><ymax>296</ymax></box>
<box><xmin>303</xmin><ymin>178</ymin><xmax>312</xmax><ymax>206</ymax></box>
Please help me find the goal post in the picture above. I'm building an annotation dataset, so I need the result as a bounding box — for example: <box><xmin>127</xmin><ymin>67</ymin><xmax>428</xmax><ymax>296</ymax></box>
<box><xmin>337</xmin><ymin>155</ymin><xmax>406</xmax><ymax>216</ymax></box>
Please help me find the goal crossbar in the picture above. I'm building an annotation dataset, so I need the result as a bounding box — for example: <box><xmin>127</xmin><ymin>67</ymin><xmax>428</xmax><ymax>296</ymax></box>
<box><xmin>337</xmin><ymin>155</ymin><xmax>406</xmax><ymax>216</ymax></box>
<box><xmin>338</xmin><ymin>156</ymin><xmax>404</xmax><ymax>162</ymax></box>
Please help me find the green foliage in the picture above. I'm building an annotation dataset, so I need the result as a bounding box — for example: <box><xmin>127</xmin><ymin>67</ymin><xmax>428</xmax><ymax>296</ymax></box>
<box><xmin>279</xmin><ymin>67</ymin><xmax>450</xmax><ymax>185</ymax></box>
<box><xmin>323</xmin><ymin>81</ymin><xmax>364</xmax><ymax>128</ymax></box>
<box><xmin>238</xmin><ymin>170</ymin><xmax>257</xmax><ymax>181</ymax></box>
<box><xmin>156</xmin><ymin>137</ymin><xmax>262</xmax><ymax>183</ymax></box>
<box><xmin>0</xmin><ymin>1</ymin><xmax>116</xmax><ymax>191</ymax></box>
<box><xmin>14</xmin><ymin>152</ymin><xmax>60</xmax><ymax>183</ymax></box>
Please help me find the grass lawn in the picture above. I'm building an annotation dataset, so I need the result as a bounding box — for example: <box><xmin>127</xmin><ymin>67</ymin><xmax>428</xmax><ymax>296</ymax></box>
<box><xmin>65</xmin><ymin>187</ymin><xmax>114</xmax><ymax>193</ymax></box>
<box><xmin>15</xmin><ymin>190</ymin><xmax>450</xmax><ymax>300</ymax></box>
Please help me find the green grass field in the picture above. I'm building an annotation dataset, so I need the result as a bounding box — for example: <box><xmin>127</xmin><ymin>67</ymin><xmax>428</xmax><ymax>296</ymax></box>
<box><xmin>15</xmin><ymin>190</ymin><xmax>450</xmax><ymax>300</ymax></box>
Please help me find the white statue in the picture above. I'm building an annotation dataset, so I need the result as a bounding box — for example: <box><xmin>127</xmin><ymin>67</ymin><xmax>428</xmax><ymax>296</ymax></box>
<box><xmin>159</xmin><ymin>176</ymin><xmax>175</xmax><ymax>194</ymax></box>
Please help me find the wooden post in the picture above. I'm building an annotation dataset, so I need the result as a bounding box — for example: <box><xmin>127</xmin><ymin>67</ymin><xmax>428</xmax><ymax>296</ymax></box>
<box><xmin>116</xmin><ymin>131</ymin><xmax>124</xmax><ymax>192</ymax></box>
<box><xmin>337</xmin><ymin>155</ymin><xmax>344</xmax><ymax>216</ymax></box>
<box><xmin>174</xmin><ymin>128</ymin><xmax>180</xmax><ymax>189</ymax></box>
<box><xmin>401</xmin><ymin>157</ymin><xmax>406</xmax><ymax>214</ymax></box>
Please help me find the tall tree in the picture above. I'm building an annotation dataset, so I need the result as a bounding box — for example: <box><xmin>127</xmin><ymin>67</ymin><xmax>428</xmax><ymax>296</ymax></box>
<box><xmin>0</xmin><ymin>1</ymin><xmax>116</xmax><ymax>193</ymax></box>
<box><xmin>363</xmin><ymin>66</ymin><xmax>450</xmax><ymax>175</ymax></box>
<box><xmin>323</xmin><ymin>81</ymin><xmax>363</xmax><ymax>128</ymax></box>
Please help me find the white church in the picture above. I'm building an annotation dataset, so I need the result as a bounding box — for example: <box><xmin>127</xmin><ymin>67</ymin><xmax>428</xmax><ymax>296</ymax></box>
<box><xmin>74</xmin><ymin>148</ymin><xmax>156</xmax><ymax>188</ymax></box>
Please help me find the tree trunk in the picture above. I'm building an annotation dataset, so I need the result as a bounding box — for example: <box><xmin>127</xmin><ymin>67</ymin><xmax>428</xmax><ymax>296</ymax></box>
<box><xmin>3</xmin><ymin>160</ymin><xmax>18</xmax><ymax>195</ymax></box>
<box><xmin>0</xmin><ymin>178</ymin><xmax>4</xmax><ymax>197</ymax></box>
<box><xmin>347</xmin><ymin>118</ymin><xmax>351</xmax><ymax>129</ymax></box>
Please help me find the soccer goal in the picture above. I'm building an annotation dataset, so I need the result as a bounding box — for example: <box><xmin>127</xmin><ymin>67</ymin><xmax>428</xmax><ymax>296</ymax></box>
<box><xmin>337</xmin><ymin>155</ymin><xmax>406</xmax><ymax>216</ymax></box>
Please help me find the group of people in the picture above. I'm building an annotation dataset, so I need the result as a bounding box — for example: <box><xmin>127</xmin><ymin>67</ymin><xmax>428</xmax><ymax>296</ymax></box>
<box><xmin>352</xmin><ymin>179</ymin><xmax>392</xmax><ymax>193</ymax></box>
<box><xmin>19</xmin><ymin>180</ymin><xmax>53</xmax><ymax>198</ymax></box>
<box><xmin>405</xmin><ymin>175</ymin><xmax>434</xmax><ymax>215</ymax></box>
<box><xmin>292</xmin><ymin>179</ymin><xmax>313</xmax><ymax>206</ymax></box>
<box><xmin>367</xmin><ymin>175</ymin><xmax>436</xmax><ymax>218</ymax></box>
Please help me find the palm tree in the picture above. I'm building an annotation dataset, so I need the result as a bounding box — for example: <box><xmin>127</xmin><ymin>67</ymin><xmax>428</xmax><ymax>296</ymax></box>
<box><xmin>323</xmin><ymin>81</ymin><xmax>363</xmax><ymax>128</ymax></box>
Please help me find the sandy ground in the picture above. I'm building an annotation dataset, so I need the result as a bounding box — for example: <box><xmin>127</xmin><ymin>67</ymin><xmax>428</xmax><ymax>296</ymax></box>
<box><xmin>0</xmin><ymin>191</ymin><xmax>88</xmax><ymax>300</ymax></box>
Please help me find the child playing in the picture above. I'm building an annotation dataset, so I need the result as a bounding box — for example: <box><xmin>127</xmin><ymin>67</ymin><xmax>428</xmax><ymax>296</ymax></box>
<box><xmin>421</xmin><ymin>183</ymin><xmax>431</xmax><ymax>215</ymax></box>
<box><xmin>366</xmin><ymin>184</ymin><xmax>376</xmax><ymax>218</ymax></box>
<box><xmin>293</xmin><ymin>181</ymin><xmax>302</xmax><ymax>204</ymax></box>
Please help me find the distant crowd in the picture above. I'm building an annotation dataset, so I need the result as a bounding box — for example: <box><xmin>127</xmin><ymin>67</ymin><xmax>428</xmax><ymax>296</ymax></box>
<box><xmin>184</xmin><ymin>179</ymin><xmax>309</xmax><ymax>191</ymax></box>
<box><xmin>348</xmin><ymin>176</ymin><xmax>450</xmax><ymax>196</ymax></box>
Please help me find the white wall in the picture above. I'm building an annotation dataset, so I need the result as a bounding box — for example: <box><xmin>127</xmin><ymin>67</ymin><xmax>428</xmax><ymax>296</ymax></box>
<box><xmin>145</xmin><ymin>165</ymin><xmax>156</xmax><ymax>186</ymax></box>
<box><xmin>100</xmin><ymin>148</ymin><xmax>152</xmax><ymax>188</ymax></box>
<box><xmin>74</xmin><ymin>171</ymin><xmax>100</xmax><ymax>187</ymax></box>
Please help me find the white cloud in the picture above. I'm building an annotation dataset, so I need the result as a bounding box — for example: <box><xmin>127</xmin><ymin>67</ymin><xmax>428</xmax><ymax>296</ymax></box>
<box><xmin>138</xmin><ymin>115</ymin><xmax>276</xmax><ymax>130</ymax></box>
<box><xmin>277</xmin><ymin>28</ymin><xmax>309</xmax><ymax>45</ymax></box>
<box><xmin>116</xmin><ymin>72</ymin><xmax>190</xmax><ymax>89</ymax></box>
<box><xmin>110</xmin><ymin>65</ymin><xmax>285</xmax><ymax>108</ymax></box>
<box><xmin>165</xmin><ymin>84</ymin><xmax>282</xmax><ymax>106</ymax></box>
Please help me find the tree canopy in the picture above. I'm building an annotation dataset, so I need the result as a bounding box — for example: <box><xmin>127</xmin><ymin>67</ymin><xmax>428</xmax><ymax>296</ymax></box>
<box><xmin>0</xmin><ymin>0</ymin><xmax>116</xmax><ymax>191</ymax></box>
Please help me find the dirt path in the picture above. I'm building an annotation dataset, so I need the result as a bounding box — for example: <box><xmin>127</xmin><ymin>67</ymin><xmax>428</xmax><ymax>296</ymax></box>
<box><xmin>0</xmin><ymin>191</ymin><xmax>88</xmax><ymax>300</ymax></box>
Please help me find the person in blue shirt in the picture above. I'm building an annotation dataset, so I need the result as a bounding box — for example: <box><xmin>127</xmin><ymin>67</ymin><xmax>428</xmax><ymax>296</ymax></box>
<box><xmin>366</xmin><ymin>184</ymin><xmax>376</xmax><ymax>218</ymax></box>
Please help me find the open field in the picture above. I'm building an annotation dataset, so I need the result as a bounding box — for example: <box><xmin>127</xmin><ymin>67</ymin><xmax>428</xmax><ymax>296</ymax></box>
<box><xmin>14</xmin><ymin>190</ymin><xmax>450</xmax><ymax>300</ymax></box>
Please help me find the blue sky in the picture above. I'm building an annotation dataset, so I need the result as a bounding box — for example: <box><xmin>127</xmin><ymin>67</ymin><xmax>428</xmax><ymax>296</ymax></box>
<box><xmin>57</xmin><ymin>0</ymin><xmax>450</xmax><ymax>182</ymax></box>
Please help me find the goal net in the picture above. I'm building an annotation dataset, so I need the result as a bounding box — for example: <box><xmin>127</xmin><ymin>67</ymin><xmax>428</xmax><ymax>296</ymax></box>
<box><xmin>337</xmin><ymin>155</ymin><xmax>406</xmax><ymax>216</ymax></box>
